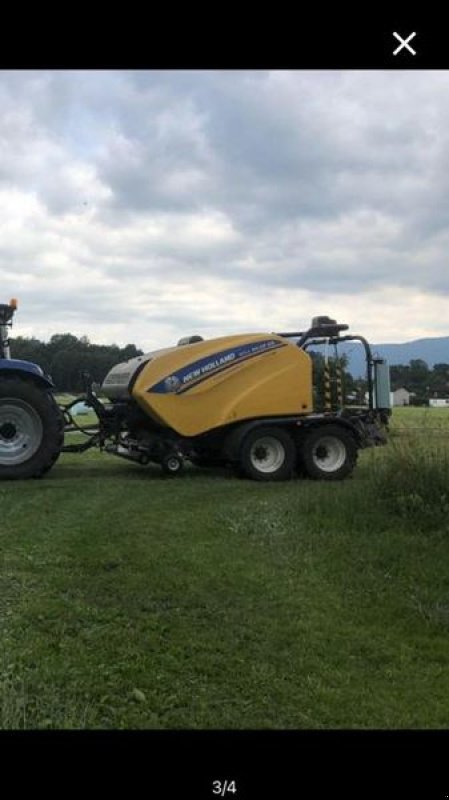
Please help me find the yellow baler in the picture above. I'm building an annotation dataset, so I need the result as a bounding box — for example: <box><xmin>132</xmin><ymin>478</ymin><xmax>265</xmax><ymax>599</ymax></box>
<box><xmin>95</xmin><ymin>317</ymin><xmax>390</xmax><ymax>481</ymax></box>
<box><xmin>131</xmin><ymin>334</ymin><xmax>313</xmax><ymax>437</ymax></box>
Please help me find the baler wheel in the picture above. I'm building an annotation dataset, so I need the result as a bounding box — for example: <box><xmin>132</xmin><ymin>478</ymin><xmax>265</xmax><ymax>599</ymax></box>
<box><xmin>299</xmin><ymin>424</ymin><xmax>358</xmax><ymax>480</ymax></box>
<box><xmin>239</xmin><ymin>426</ymin><xmax>295</xmax><ymax>481</ymax></box>
<box><xmin>161</xmin><ymin>453</ymin><xmax>184</xmax><ymax>476</ymax></box>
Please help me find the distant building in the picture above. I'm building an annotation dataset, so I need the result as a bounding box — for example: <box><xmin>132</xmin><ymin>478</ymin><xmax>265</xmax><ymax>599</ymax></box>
<box><xmin>365</xmin><ymin>388</ymin><xmax>410</xmax><ymax>406</ymax></box>
<box><xmin>392</xmin><ymin>387</ymin><xmax>411</xmax><ymax>406</ymax></box>
<box><xmin>363</xmin><ymin>388</ymin><xmax>410</xmax><ymax>407</ymax></box>
<box><xmin>429</xmin><ymin>398</ymin><xmax>449</xmax><ymax>408</ymax></box>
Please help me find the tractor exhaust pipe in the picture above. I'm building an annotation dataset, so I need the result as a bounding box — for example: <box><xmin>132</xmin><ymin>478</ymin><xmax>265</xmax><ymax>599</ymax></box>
<box><xmin>0</xmin><ymin>324</ymin><xmax>10</xmax><ymax>359</ymax></box>
<box><xmin>0</xmin><ymin>299</ymin><xmax>17</xmax><ymax>359</ymax></box>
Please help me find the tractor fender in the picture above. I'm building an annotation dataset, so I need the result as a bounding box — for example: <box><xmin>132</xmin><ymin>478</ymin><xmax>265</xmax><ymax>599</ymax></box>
<box><xmin>0</xmin><ymin>358</ymin><xmax>55</xmax><ymax>389</ymax></box>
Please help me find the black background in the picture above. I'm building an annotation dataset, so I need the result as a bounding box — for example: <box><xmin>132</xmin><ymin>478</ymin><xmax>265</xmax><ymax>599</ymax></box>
<box><xmin>2</xmin><ymin>730</ymin><xmax>448</xmax><ymax>797</ymax></box>
<box><xmin>2</xmin><ymin>15</ymin><xmax>447</xmax><ymax>69</ymax></box>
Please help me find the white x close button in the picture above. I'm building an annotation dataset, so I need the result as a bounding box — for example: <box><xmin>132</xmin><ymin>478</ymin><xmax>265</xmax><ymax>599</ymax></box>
<box><xmin>393</xmin><ymin>32</ymin><xmax>417</xmax><ymax>56</ymax></box>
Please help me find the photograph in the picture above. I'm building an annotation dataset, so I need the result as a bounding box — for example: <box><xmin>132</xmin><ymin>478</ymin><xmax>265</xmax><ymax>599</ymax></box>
<box><xmin>1</xmin><ymin>64</ymin><xmax>449</xmax><ymax>788</ymax></box>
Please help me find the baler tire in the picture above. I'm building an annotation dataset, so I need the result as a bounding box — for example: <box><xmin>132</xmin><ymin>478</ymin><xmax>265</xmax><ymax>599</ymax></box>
<box><xmin>300</xmin><ymin>424</ymin><xmax>358</xmax><ymax>481</ymax></box>
<box><xmin>239</xmin><ymin>426</ymin><xmax>296</xmax><ymax>482</ymax></box>
<box><xmin>0</xmin><ymin>376</ymin><xmax>64</xmax><ymax>480</ymax></box>
<box><xmin>161</xmin><ymin>454</ymin><xmax>184</xmax><ymax>476</ymax></box>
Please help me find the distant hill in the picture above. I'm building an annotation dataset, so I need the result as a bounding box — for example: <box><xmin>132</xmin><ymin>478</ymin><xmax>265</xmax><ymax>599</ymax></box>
<box><xmin>336</xmin><ymin>336</ymin><xmax>449</xmax><ymax>377</ymax></box>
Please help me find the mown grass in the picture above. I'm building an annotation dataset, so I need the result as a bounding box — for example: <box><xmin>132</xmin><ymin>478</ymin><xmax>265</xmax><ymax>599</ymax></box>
<box><xmin>1</xmin><ymin>407</ymin><xmax>449</xmax><ymax>729</ymax></box>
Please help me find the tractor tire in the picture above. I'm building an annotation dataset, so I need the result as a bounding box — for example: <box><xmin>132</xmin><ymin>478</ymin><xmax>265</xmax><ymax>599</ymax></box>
<box><xmin>239</xmin><ymin>426</ymin><xmax>296</xmax><ymax>481</ymax></box>
<box><xmin>0</xmin><ymin>376</ymin><xmax>64</xmax><ymax>480</ymax></box>
<box><xmin>299</xmin><ymin>424</ymin><xmax>358</xmax><ymax>481</ymax></box>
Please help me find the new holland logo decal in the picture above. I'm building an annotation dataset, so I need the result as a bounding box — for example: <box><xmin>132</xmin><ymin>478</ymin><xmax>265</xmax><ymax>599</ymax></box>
<box><xmin>148</xmin><ymin>339</ymin><xmax>286</xmax><ymax>394</ymax></box>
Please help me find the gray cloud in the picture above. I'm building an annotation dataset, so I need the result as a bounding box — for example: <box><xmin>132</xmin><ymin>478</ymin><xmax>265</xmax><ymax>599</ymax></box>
<box><xmin>1</xmin><ymin>70</ymin><xmax>449</xmax><ymax>348</ymax></box>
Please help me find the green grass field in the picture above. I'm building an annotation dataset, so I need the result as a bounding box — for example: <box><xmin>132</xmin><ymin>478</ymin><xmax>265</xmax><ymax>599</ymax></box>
<box><xmin>2</xmin><ymin>406</ymin><xmax>449</xmax><ymax>729</ymax></box>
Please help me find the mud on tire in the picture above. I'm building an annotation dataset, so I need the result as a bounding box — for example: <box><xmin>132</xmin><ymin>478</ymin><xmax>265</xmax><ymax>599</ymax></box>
<box><xmin>0</xmin><ymin>376</ymin><xmax>64</xmax><ymax>480</ymax></box>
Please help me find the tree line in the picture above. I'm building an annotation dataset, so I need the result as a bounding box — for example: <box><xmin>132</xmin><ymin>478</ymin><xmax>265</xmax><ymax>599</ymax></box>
<box><xmin>10</xmin><ymin>333</ymin><xmax>143</xmax><ymax>394</ymax></box>
<box><xmin>9</xmin><ymin>334</ymin><xmax>449</xmax><ymax>405</ymax></box>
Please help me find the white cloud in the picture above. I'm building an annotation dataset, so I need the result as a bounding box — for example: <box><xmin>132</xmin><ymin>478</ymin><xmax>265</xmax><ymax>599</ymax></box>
<box><xmin>1</xmin><ymin>69</ymin><xmax>449</xmax><ymax>352</ymax></box>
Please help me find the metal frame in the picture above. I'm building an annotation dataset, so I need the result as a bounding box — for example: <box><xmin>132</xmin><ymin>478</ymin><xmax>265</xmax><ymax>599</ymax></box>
<box><xmin>274</xmin><ymin>317</ymin><xmax>375</xmax><ymax>411</ymax></box>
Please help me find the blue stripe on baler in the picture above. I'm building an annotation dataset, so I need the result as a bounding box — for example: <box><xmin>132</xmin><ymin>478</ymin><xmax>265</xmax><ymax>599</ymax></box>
<box><xmin>148</xmin><ymin>339</ymin><xmax>286</xmax><ymax>394</ymax></box>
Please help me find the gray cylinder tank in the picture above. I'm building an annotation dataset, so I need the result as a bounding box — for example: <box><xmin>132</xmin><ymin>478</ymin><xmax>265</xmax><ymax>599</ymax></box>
<box><xmin>373</xmin><ymin>359</ymin><xmax>391</xmax><ymax>410</ymax></box>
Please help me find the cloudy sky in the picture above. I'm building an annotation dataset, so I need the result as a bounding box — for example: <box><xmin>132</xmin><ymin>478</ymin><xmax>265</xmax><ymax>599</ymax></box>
<box><xmin>1</xmin><ymin>69</ymin><xmax>449</xmax><ymax>351</ymax></box>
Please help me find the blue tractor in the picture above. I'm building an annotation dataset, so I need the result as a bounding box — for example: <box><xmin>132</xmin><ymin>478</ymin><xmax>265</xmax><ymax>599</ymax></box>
<box><xmin>0</xmin><ymin>300</ymin><xmax>64</xmax><ymax>479</ymax></box>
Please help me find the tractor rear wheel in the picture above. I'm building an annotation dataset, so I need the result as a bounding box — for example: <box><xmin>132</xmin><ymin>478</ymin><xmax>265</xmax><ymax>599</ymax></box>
<box><xmin>299</xmin><ymin>424</ymin><xmax>358</xmax><ymax>480</ymax></box>
<box><xmin>0</xmin><ymin>376</ymin><xmax>64</xmax><ymax>480</ymax></box>
<box><xmin>239</xmin><ymin>426</ymin><xmax>296</xmax><ymax>481</ymax></box>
